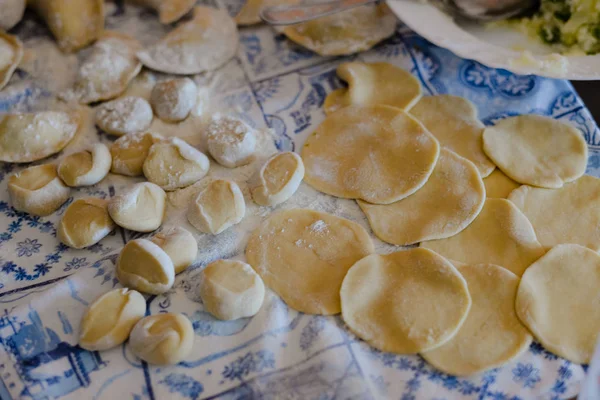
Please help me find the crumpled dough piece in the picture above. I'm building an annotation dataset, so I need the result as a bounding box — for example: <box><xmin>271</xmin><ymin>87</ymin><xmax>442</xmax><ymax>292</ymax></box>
<box><xmin>207</xmin><ymin>116</ymin><xmax>258</xmax><ymax>168</ymax></box>
<box><xmin>8</xmin><ymin>164</ymin><xmax>70</xmax><ymax>216</ymax></box>
<box><xmin>251</xmin><ymin>152</ymin><xmax>304</xmax><ymax>207</ymax></box>
<box><xmin>484</xmin><ymin>169</ymin><xmax>520</xmax><ymax>198</ymax></box>
<box><xmin>150</xmin><ymin>78</ymin><xmax>197</xmax><ymax>123</ymax></box>
<box><xmin>126</xmin><ymin>0</ymin><xmax>195</xmax><ymax>24</ymax></box>
<box><xmin>0</xmin><ymin>111</ymin><xmax>81</xmax><ymax>163</ymax></box>
<box><xmin>483</xmin><ymin>115</ymin><xmax>587</xmax><ymax>188</ymax></box>
<box><xmin>235</xmin><ymin>0</ymin><xmax>299</xmax><ymax>25</ymax></box>
<box><xmin>516</xmin><ymin>244</ymin><xmax>600</xmax><ymax>364</ymax></box>
<box><xmin>422</xmin><ymin>198</ymin><xmax>546</xmax><ymax>277</ymax></box>
<box><xmin>187</xmin><ymin>179</ymin><xmax>245</xmax><ymax>235</ymax></box>
<box><xmin>302</xmin><ymin>105</ymin><xmax>440</xmax><ymax>204</ymax></box>
<box><xmin>324</xmin><ymin>62</ymin><xmax>422</xmax><ymax>115</ymax></box>
<box><xmin>0</xmin><ymin>0</ymin><xmax>26</xmax><ymax>31</ymax></box>
<box><xmin>509</xmin><ymin>176</ymin><xmax>600</xmax><ymax>251</ymax></box>
<box><xmin>341</xmin><ymin>248</ymin><xmax>471</xmax><ymax>354</ymax></box>
<box><xmin>58</xmin><ymin>198</ymin><xmax>116</xmax><ymax>249</ymax></box>
<box><xmin>108</xmin><ymin>182</ymin><xmax>166</xmax><ymax>232</ymax></box>
<box><xmin>95</xmin><ymin>96</ymin><xmax>153</xmax><ymax>136</ymax></box>
<box><xmin>0</xmin><ymin>31</ymin><xmax>23</xmax><ymax>90</ymax></box>
<box><xmin>137</xmin><ymin>6</ymin><xmax>239</xmax><ymax>75</ymax></box>
<box><xmin>359</xmin><ymin>149</ymin><xmax>485</xmax><ymax>246</ymax></box>
<box><xmin>117</xmin><ymin>238</ymin><xmax>175</xmax><ymax>294</ymax></box>
<box><xmin>281</xmin><ymin>4</ymin><xmax>396</xmax><ymax>56</ymax></box>
<box><xmin>410</xmin><ymin>95</ymin><xmax>496</xmax><ymax>178</ymax></box>
<box><xmin>246</xmin><ymin>209</ymin><xmax>374</xmax><ymax>315</ymax></box>
<box><xmin>57</xmin><ymin>143</ymin><xmax>112</xmax><ymax>187</ymax></box>
<box><xmin>422</xmin><ymin>264</ymin><xmax>532</xmax><ymax>376</ymax></box>
<box><xmin>150</xmin><ymin>227</ymin><xmax>197</xmax><ymax>274</ymax></box>
<box><xmin>143</xmin><ymin>137</ymin><xmax>210</xmax><ymax>191</ymax></box>
<box><xmin>110</xmin><ymin>132</ymin><xmax>164</xmax><ymax>177</ymax></box>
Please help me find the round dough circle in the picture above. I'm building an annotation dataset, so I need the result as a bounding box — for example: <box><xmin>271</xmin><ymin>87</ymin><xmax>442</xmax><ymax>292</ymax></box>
<box><xmin>341</xmin><ymin>248</ymin><xmax>471</xmax><ymax>354</ymax></box>
<box><xmin>110</xmin><ymin>131</ymin><xmax>164</xmax><ymax>177</ymax></box>
<box><xmin>484</xmin><ymin>169</ymin><xmax>520</xmax><ymax>199</ymax></box>
<box><xmin>117</xmin><ymin>238</ymin><xmax>175</xmax><ymax>294</ymax></box>
<box><xmin>57</xmin><ymin>143</ymin><xmax>112</xmax><ymax>187</ymax></box>
<box><xmin>187</xmin><ymin>179</ymin><xmax>245</xmax><ymax>235</ymax></box>
<box><xmin>8</xmin><ymin>164</ymin><xmax>70</xmax><ymax>217</ymax></box>
<box><xmin>151</xmin><ymin>78</ymin><xmax>197</xmax><ymax>122</ymax></box>
<box><xmin>108</xmin><ymin>182</ymin><xmax>166</xmax><ymax>232</ymax></box>
<box><xmin>150</xmin><ymin>227</ymin><xmax>198</xmax><ymax>274</ymax></box>
<box><xmin>95</xmin><ymin>96</ymin><xmax>153</xmax><ymax>136</ymax></box>
<box><xmin>302</xmin><ymin>105</ymin><xmax>440</xmax><ymax>204</ymax></box>
<box><xmin>207</xmin><ymin>116</ymin><xmax>257</xmax><ymax>168</ymax></box>
<box><xmin>58</xmin><ymin>197</ymin><xmax>116</xmax><ymax>249</ymax></box>
<box><xmin>251</xmin><ymin>152</ymin><xmax>305</xmax><ymax>206</ymax></box>
<box><xmin>246</xmin><ymin>209</ymin><xmax>374</xmax><ymax>315</ymax></box>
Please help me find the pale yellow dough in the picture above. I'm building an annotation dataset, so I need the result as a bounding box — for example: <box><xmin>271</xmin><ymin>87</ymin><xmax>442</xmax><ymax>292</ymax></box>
<box><xmin>58</xmin><ymin>198</ymin><xmax>116</xmax><ymax>249</ymax></box>
<box><xmin>236</xmin><ymin>0</ymin><xmax>299</xmax><ymax>25</ymax></box>
<box><xmin>0</xmin><ymin>0</ymin><xmax>26</xmax><ymax>31</ymax></box>
<box><xmin>302</xmin><ymin>105</ymin><xmax>439</xmax><ymax>204</ymax></box>
<box><xmin>207</xmin><ymin>116</ymin><xmax>257</xmax><ymax>168</ymax></box>
<box><xmin>422</xmin><ymin>264</ymin><xmax>532</xmax><ymax>376</ymax></box>
<box><xmin>117</xmin><ymin>239</ymin><xmax>175</xmax><ymax>294</ymax></box>
<box><xmin>108</xmin><ymin>182</ymin><xmax>166</xmax><ymax>232</ymax></box>
<box><xmin>57</xmin><ymin>143</ymin><xmax>112</xmax><ymax>187</ymax></box>
<box><xmin>483</xmin><ymin>115</ymin><xmax>587</xmax><ymax>188</ymax></box>
<box><xmin>359</xmin><ymin>149</ymin><xmax>485</xmax><ymax>246</ymax></box>
<box><xmin>126</xmin><ymin>0</ymin><xmax>195</xmax><ymax>24</ymax></box>
<box><xmin>110</xmin><ymin>132</ymin><xmax>164</xmax><ymax>177</ymax></box>
<box><xmin>150</xmin><ymin>227</ymin><xmax>197</xmax><ymax>274</ymax></box>
<box><xmin>516</xmin><ymin>244</ymin><xmax>600</xmax><ymax>364</ymax></box>
<box><xmin>187</xmin><ymin>179</ymin><xmax>246</xmax><ymax>235</ymax></box>
<box><xmin>341</xmin><ymin>248</ymin><xmax>471</xmax><ymax>354</ymax></box>
<box><xmin>95</xmin><ymin>96</ymin><xmax>153</xmax><ymax>137</ymax></box>
<box><xmin>0</xmin><ymin>32</ymin><xmax>23</xmax><ymax>91</ymax></box>
<box><xmin>422</xmin><ymin>198</ymin><xmax>546</xmax><ymax>277</ymax></box>
<box><xmin>251</xmin><ymin>152</ymin><xmax>304</xmax><ymax>206</ymax></box>
<box><xmin>246</xmin><ymin>209</ymin><xmax>374</xmax><ymax>315</ymax></box>
<box><xmin>150</xmin><ymin>78</ymin><xmax>197</xmax><ymax>123</ymax></box>
<box><xmin>484</xmin><ymin>169</ymin><xmax>520</xmax><ymax>198</ymax></box>
<box><xmin>8</xmin><ymin>164</ymin><xmax>70</xmax><ymax>217</ymax></box>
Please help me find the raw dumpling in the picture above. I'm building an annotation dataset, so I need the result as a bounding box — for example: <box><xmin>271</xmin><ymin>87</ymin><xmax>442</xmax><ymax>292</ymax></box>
<box><xmin>207</xmin><ymin>116</ymin><xmax>257</xmax><ymax>168</ymax></box>
<box><xmin>126</xmin><ymin>0</ymin><xmax>195</xmax><ymax>24</ymax></box>
<box><xmin>95</xmin><ymin>96</ymin><xmax>153</xmax><ymax>136</ymax></box>
<box><xmin>110</xmin><ymin>132</ymin><xmax>164</xmax><ymax>177</ymax></box>
<box><xmin>57</xmin><ymin>143</ymin><xmax>112</xmax><ymax>187</ymax></box>
<box><xmin>235</xmin><ymin>0</ymin><xmax>299</xmax><ymax>25</ymax></box>
<box><xmin>150</xmin><ymin>78</ymin><xmax>197</xmax><ymax>122</ymax></box>
<box><xmin>8</xmin><ymin>164</ymin><xmax>70</xmax><ymax>216</ymax></box>
<box><xmin>117</xmin><ymin>239</ymin><xmax>175</xmax><ymax>294</ymax></box>
<box><xmin>0</xmin><ymin>0</ymin><xmax>26</xmax><ymax>31</ymax></box>
<box><xmin>58</xmin><ymin>198</ymin><xmax>116</xmax><ymax>249</ymax></box>
<box><xmin>251</xmin><ymin>152</ymin><xmax>304</xmax><ymax>206</ymax></box>
<box><xmin>0</xmin><ymin>31</ymin><xmax>23</xmax><ymax>90</ymax></box>
<box><xmin>187</xmin><ymin>179</ymin><xmax>246</xmax><ymax>235</ymax></box>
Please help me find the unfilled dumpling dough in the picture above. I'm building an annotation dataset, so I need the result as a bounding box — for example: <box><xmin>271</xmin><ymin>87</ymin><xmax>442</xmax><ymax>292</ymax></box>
<box><xmin>111</xmin><ymin>132</ymin><xmax>164</xmax><ymax>176</ymax></box>
<box><xmin>108</xmin><ymin>182</ymin><xmax>166</xmax><ymax>232</ymax></box>
<box><xmin>484</xmin><ymin>169</ymin><xmax>520</xmax><ymax>198</ymax></box>
<box><xmin>246</xmin><ymin>209</ymin><xmax>374</xmax><ymax>315</ymax></box>
<box><xmin>0</xmin><ymin>32</ymin><xmax>23</xmax><ymax>90</ymax></box>
<box><xmin>58</xmin><ymin>198</ymin><xmax>116</xmax><ymax>249</ymax></box>
<box><xmin>57</xmin><ymin>143</ymin><xmax>112</xmax><ymax>187</ymax></box>
<box><xmin>8</xmin><ymin>164</ymin><xmax>70</xmax><ymax>216</ymax></box>
<box><xmin>251</xmin><ymin>152</ymin><xmax>304</xmax><ymax>206</ymax></box>
<box><xmin>95</xmin><ymin>96</ymin><xmax>153</xmax><ymax>136</ymax></box>
<box><xmin>117</xmin><ymin>239</ymin><xmax>175</xmax><ymax>294</ymax></box>
<box><xmin>150</xmin><ymin>227</ymin><xmax>197</xmax><ymax>274</ymax></box>
<box><xmin>207</xmin><ymin>116</ymin><xmax>257</xmax><ymax>168</ymax></box>
<box><xmin>302</xmin><ymin>105</ymin><xmax>439</xmax><ymax>204</ymax></box>
<box><xmin>151</xmin><ymin>78</ymin><xmax>197</xmax><ymax>123</ymax></box>
<box><xmin>359</xmin><ymin>149</ymin><xmax>485</xmax><ymax>246</ymax></box>
<box><xmin>483</xmin><ymin>115</ymin><xmax>587</xmax><ymax>188</ymax></box>
<box><xmin>341</xmin><ymin>248</ymin><xmax>471</xmax><ymax>354</ymax></box>
<box><xmin>187</xmin><ymin>180</ymin><xmax>245</xmax><ymax>235</ymax></box>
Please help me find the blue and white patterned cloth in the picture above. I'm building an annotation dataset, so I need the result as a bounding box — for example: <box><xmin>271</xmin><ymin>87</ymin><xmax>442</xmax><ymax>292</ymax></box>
<box><xmin>0</xmin><ymin>1</ymin><xmax>597</xmax><ymax>399</ymax></box>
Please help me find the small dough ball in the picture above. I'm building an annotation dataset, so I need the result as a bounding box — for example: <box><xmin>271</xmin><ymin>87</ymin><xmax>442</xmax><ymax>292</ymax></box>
<box><xmin>187</xmin><ymin>179</ymin><xmax>245</xmax><ymax>235</ymax></box>
<box><xmin>143</xmin><ymin>137</ymin><xmax>210</xmax><ymax>191</ymax></box>
<box><xmin>199</xmin><ymin>260</ymin><xmax>265</xmax><ymax>320</ymax></box>
<box><xmin>8</xmin><ymin>164</ymin><xmax>70</xmax><ymax>216</ymax></box>
<box><xmin>484</xmin><ymin>169</ymin><xmax>520</xmax><ymax>199</ymax></box>
<box><xmin>151</xmin><ymin>78</ymin><xmax>197</xmax><ymax>122</ymax></box>
<box><xmin>57</xmin><ymin>143</ymin><xmax>112</xmax><ymax>187</ymax></box>
<box><xmin>150</xmin><ymin>227</ymin><xmax>198</xmax><ymax>274</ymax></box>
<box><xmin>79</xmin><ymin>288</ymin><xmax>146</xmax><ymax>351</ymax></box>
<box><xmin>129</xmin><ymin>313</ymin><xmax>194</xmax><ymax>365</ymax></box>
<box><xmin>251</xmin><ymin>152</ymin><xmax>304</xmax><ymax>206</ymax></box>
<box><xmin>117</xmin><ymin>238</ymin><xmax>175</xmax><ymax>294</ymax></box>
<box><xmin>95</xmin><ymin>96</ymin><xmax>153</xmax><ymax>136</ymax></box>
<box><xmin>108</xmin><ymin>182</ymin><xmax>166</xmax><ymax>232</ymax></box>
<box><xmin>58</xmin><ymin>198</ymin><xmax>116</xmax><ymax>249</ymax></box>
<box><xmin>110</xmin><ymin>131</ymin><xmax>164</xmax><ymax>176</ymax></box>
<box><xmin>207</xmin><ymin>116</ymin><xmax>257</xmax><ymax>168</ymax></box>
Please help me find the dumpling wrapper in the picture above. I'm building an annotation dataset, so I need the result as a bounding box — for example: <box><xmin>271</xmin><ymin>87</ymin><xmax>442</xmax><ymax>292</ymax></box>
<box><xmin>0</xmin><ymin>31</ymin><xmax>23</xmax><ymax>91</ymax></box>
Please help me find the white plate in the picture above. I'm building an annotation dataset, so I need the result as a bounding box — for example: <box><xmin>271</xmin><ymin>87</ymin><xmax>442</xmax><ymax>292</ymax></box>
<box><xmin>387</xmin><ymin>0</ymin><xmax>600</xmax><ymax>80</ymax></box>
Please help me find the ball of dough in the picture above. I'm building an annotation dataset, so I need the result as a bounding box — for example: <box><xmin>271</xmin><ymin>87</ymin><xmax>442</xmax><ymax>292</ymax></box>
<box><xmin>129</xmin><ymin>313</ymin><xmax>194</xmax><ymax>365</ymax></box>
<box><xmin>8</xmin><ymin>164</ymin><xmax>70</xmax><ymax>216</ymax></box>
<box><xmin>58</xmin><ymin>198</ymin><xmax>116</xmax><ymax>249</ymax></box>
<box><xmin>95</xmin><ymin>96</ymin><xmax>153</xmax><ymax>136</ymax></box>
<box><xmin>199</xmin><ymin>259</ymin><xmax>265</xmax><ymax>320</ymax></box>
<box><xmin>151</xmin><ymin>78</ymin><xmax>197</xmax><ymax>122</ymax></box>
<box><xmin>79</xmin><ymin>288</ymin><xmax>146</xmax><ymax>351</ymax></box>
<box><xmin>207</xmin><ymin>116</ymin><xmax>257</xmax><ymax>168</ymax></box>
<box><xmin>108</xmin><ymin>182</ymin><xmax>166</xmax><ymax>232</ymax></box>
<box><xmin>58</xmin><ymin>143</ymin><xmax>112</xmax><ymax>187</ymax></box>
<box><xmin>251</xmin><ymin>152</ymin><xmax>304</xmax><ymax>206</ymax></box>
<box><xmin>110</xmin><ymin>131</ymin><xmax>164</xmax><ymax>176</ymax></box>
<box><xmin>116</xmin><ymin>238</ymin><xmax>175</xmax><ymax>294</ymax></box>
<box><xmin>143</xmin><ymin>137</ymin><xmax>210</xmax><ymax>191</ymax></box>
<box><xmin>187</xmin><ymin>179</ymin><xmax>245</xmax><ymax>235</ymax></box>
<box><xmin>150</xmin><ymin>227</ymin><xmax>198</xmax><ymax>274</ymax></box>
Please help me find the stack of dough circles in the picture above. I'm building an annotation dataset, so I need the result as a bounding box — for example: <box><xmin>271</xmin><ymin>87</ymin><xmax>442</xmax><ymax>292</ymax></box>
<box><xmin>57</xmin><ymin>143</ymin><xmax>112</xmax><ymax>187</ymax></box>
<box><xmin>483</xmin><ymin>115</ymin><xmax>587</xmax><ymax>188</ymax></box>
<box><xmin>516</xmin><ymin>244</ymin><xmax>600</xmax><ymax>363</ymax></box>
<box><xmin>8</xmin><ymin>164</ymin><xmax>70</xmax><ymax>216</ymax></box>
<box><xmin>110</xmin><ymin>132</ymin><xmax>164</xmax><ymax>176</ymax></box>
<box><xmin>422</xmin><ymin>198</ymin><xmax>546</xmax><ymax>277</ymax></box>
<box><xmin>95</xmin><ymin>96</ymin><xmax>153</xmax><ymax>136</ymax></box>
<box><xmin>199</xmin><ymin>260</ymin><xmax>265</xmax><ymax>320</ymax></box>
<box><xmin>251</xmin><ymin>152</ymin><xmax>304</xmax><ymax>206</ymax></box>
<box><xmin>340</xmin><ymin>248</ymin><xmax>471</xmax><ymax>354</ymax></box>
<box><xmin>410</xmin><ymin>95</ymin><xmax>496</xmax><ymax>177</ymax></box>
<box><xmin>108</xmin><ymin>182</ymin><xmax>166</xmax><ymax>232</ymax></box>
<box><xmin>0</xmin><ymin>31</ymin><xmax>23</xmax><ymax>91</ymax></box>
<box><xmin>324</xmin><ymin>62</ymin><xmax>422</xmax><ymax>115</ymax></box>
<box><xmin>150</xmin><ymin>227</ymin><xmax>198</xmax><ymax>274</ymax></box>
<box><xmin>150</xmin><ymin>78</ymin><xmax>198</xmax><ymax>122</ymax></box>
<box><xmin>359</xmin><ymin>149</ymin><xmax>485</xmax><ymax>246</ymax></box>
<box><xmin>207</xmin><ymin>116</ymin><xmax>257</xmax><ymax>168</ymax></box>
<box><xmin>58</xmin><ymin>198</ymin><xmax>116</xmax><ymax>249</ymax></box>
<box><xmin>117</xmin><ymin>238</ymin><xmax>175</xmax><ymax>294</ymax></box>
<box><xmin>484</xmin><ymin>169</ymin><xmax>520</xmax><ymax>199</ymax></box>
<box><xmin>302</xmin><ymin>105</ymin><xmax>440</xmax><ymax>204</ymax></box>
<box><xmin>245</xmin><ymin>209</ymin><xmax>374</xmax><ymax>315</ymax></box>
<box><xmin>187</xmin><ymin>179</ymin><xmax>245</xmax><ymax>235</ymax></box>
<box><xmin>509</xmin><ymin>176</ymin><xmax>600</xmax><ymax>251</ymax></box>
<box><xmin>143</xmin><ymin>137</ymin><xmax>210</xmax><ymax>191</ymax></box>
<box><xmin>422</xmin><ymin>264</ymin><xmax>532</xmax><ymax>375</ymax></box>
<box><xmin>125</xmin><ymin>0</ymin><xmax>196</xmax><ymax>24</ymax></box>
<box><xmin>79</xmin><ymin>288</ymin><xmax>146</xmax><ymax>351</ymax></box>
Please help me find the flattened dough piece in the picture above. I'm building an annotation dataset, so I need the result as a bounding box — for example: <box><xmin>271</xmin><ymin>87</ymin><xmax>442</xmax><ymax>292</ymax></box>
<box><xmin>108</xmin><ymin>182</ymin><xmax>166</xmax><ymax>232</ymax></box>
<box><xmin>126</xmin><ymin>0</ymin><xmax>195</xmax><ymax>24</ymax></box>
<box><xmin>483</xmin><ymin>115</ymin><xmax>587</xmax><ymax>188</ymax></box>
<box><xmin>187</xmin><ymin>179</ymin><xmax>245</xmax><ymax>235</ymax></box>
<box><xmin>57</xmin><ymin>143</ymin><xmax>112</xmax><ymax>187</ymax></box>
<box><xmin>236</xmin><ymin>0</ymin><xmax>299</xmax><ymax>25</ymax></box>
<box><xmin>359</xmin><ymin>149</ymin><xmax>485</xmax><ymax>246</ymax></box>
<box><xmin>302</xmin><ymin>105</ymin><xmax>439</xmax><ymax>204</ymax></box>
<box><xmin>0</xmin><ymin>32</ymin><xmax>23</xmax><ymax>90</ymax></box>
<box><xmin>251</xmin><ymin>152</ymin><xmax>304</xmax><ymax>206</ymax></box>
<box><xmin>509</xmin><ymin>176</ymin><xmax>600</xmax><ymax>251</ymax></box>
<box><xmin>246</xmin><ymin>209</ymin><xmax>374</xmax><ymax>315</ymax></box>
<box><xmin>137</xmin><ymin>6</ymin><xmax>239</xmax><ymax>75</ymax></box>
<box><xmin>282</xmin><ymin>4</ymin><xmax>396</xmax><ymax>56</ymax></box>
<box><xmin>516</xmin><ymin>244</ymin><xmax>600</xmax><ymax>364</ymax></box>
<box><xmin>484</xmin><ymin>169</ymin><xmax>520</xmax><ymax>198</ymax></box>
<box><xmin>111</xmin><ymin>132</ymin><xmax>164</xmax><ymax>177</ymax></box>
<box><xmin>58</xmin><ymin>198</ymin><xmax>116</xmax><ymax>249</ymax></box>
<box><xmin>95</xmin><ymin>96</ymin><xmax>153</xmax><ymax>136</ymax></box>
<box><xmin>324</xmin><ymin>62</ymin><xmax>422</xmax><ymax>115</ymax></box>
<box><xmin>8</xmin><ymin>164</ymin><xmax>70</xmax><ymax>216</ymax></box>
<box><xmin>0</xmin><ymin>0</ymin><xmax>26</xmax><ymax>31</ymax></box>
<box><xmin>341</xmin><ymin>248</ymin><xmax>471</xmax><ymax>354</ymax></box>
<box><xmin>207</xmin><ymin>116</ymin><xmax>257</xmax><ymax>168</ymax></box>
<box><xmin>422</xmin><ymin>198</ymin><xmax>546</xmax><ymax>276</ymax></box>
<box><xmin>117</xmin><ymin>239</ymin><xmax>175</xmax><ymax>294</ymax></box>
<box><xmin>422</xmin><ymin>264</ymin><xmax>532</xmax><ymax>376</ymax></box>
<box><xmin>410</xmin><ymin>95</ymin><xmax>495</xmax><ymax>178</ymax></box>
